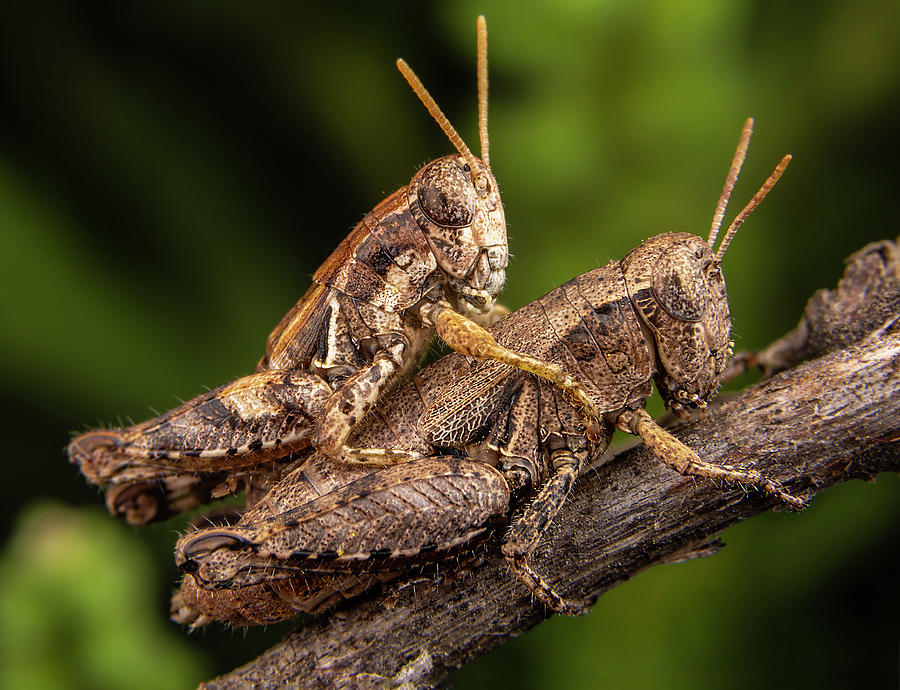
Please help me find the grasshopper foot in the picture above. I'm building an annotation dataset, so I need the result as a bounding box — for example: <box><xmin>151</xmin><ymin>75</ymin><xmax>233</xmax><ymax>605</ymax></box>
<box><xmin>504</xmin><ymin>552</ymin><xmax>590</xmax><ymax>616</ymax></box>
<box><xmin>621</xmin><ymin>408</ymin><xmax>808</xmax><ymax>511</ymax></box>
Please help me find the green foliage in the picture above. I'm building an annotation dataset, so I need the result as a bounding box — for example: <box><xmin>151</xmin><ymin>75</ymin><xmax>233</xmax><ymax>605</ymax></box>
<box><xmin>0</xmin><ymin>1</ymin><xmax>897</xmax><ymax>687</ymax></box>
<box><xmin>0</xmin><ymin>504</ymin><xmax>206</xmax><ymax>689</ymax></box>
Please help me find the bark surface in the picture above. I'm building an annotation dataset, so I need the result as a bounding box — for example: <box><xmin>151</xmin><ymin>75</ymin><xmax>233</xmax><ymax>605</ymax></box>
<box><xmin>203</xmin><ymin>238</ymin><xmax>900</xmax><ymax>690</ymax></box>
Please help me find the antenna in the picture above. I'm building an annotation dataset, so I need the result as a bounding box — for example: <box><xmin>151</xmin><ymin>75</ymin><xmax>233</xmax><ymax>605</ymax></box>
<box><xmin>714</xmin><ymin>154</ymin><xmax>791</xmax><ymax>262</ymax></box>
<box><xmin>707</xmin><ymin>118</ymin><xmax>754</xmax><ymax>249</ymax></box>
<box><xmin>396</xmin><ymin>17</ymin><xmax>490</xmax><ymax>173</ymax></box>
<box><xmin>476</xmin><ymin>15</ymin><xmax>490</xmax><ymax>167</ymax></box>
<box><xmin>396</xmin><ymin>59</ymin><xmax>480</xmax><ymax>172</ymax></box>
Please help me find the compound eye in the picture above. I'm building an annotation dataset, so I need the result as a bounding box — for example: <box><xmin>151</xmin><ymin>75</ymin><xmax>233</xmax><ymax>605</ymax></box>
<box><xmin>415</xmin><ymin>158</ymin><xmax>476</xmax><ymax>228</ymax></box>
<box><xmin>652</xmin><ymin>246</ymin><xmax>707</xmax><ymax>322</ymax></box>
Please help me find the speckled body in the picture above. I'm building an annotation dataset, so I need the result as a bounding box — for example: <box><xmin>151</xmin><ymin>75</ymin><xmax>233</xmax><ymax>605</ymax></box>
<box><xmin>170</xmin><ymin>233</ymin><xmax>738</xmax><ymax>625</ymax></box>
<box><xmin>71</xmin><ymin>114</ymin><xmax>795</xmax><ymax>625</ymax></box>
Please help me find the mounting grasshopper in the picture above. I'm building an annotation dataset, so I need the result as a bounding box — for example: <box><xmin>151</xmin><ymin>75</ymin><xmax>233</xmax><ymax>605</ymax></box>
<box><xmin>68</xmin><ymin>17</ymin><xmax>589</xmax><ymax>524</ymax></box>
<box><xmin>168</xmin><ymin>119</ymin><xmax>804</xmax><ymax>625</ymax></box>
<box><xmin>68</xmin><ymin>16</ymin><xmax>617</xmax><ymax>526</ymax></box>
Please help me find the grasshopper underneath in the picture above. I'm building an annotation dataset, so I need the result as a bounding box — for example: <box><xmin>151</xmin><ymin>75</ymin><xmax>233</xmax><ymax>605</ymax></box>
<box><xmin>69</xmin><ymin>17</ymin><xmax>600</xmax><ymax>525</ymax></box>
<box><xmin>169</xmin><ymin>120</ymin><xmax>805</xmax><ymax>625</ymax></box>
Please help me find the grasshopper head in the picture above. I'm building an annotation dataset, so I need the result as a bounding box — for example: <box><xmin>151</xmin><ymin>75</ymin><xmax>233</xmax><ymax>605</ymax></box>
<box><xmin>408</xmin><ymin>155</ymin><xmax>506</xmax><ymax>307</ymax></box>
<box><xmin>398</xmin><ymin>16</ymin><xmax>508</xmax><ymax>315</ymax></box>
<box><xmin>622</xmin><ymin>119</ymin><xmax>791</xmax><ymax>413</ymax></box>
<box><xmin>622</xmin><ymin>233</ymin><xmax>731</xmax><ymax>412</ymax></box>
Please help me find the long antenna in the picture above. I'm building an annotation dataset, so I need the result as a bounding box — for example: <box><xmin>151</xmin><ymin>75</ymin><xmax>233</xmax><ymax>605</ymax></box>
<box><xmin>707</xmin><ymin>118</ymin><xmax>754</xmax><ymax>249</ymax></box>
<box><xmin>397</xmin><ymin>52</ymin><xmax>482</xmax><ymax>173</ymax></box>
<box><xmin>476</xmin><ymin>15</ymin><xmax>490</xmax><ymax>167</ymax></box>
<box><xmin>715</xmin><ymin>154</ymin><xmax>792</xmax><ymax>263</ymax></box>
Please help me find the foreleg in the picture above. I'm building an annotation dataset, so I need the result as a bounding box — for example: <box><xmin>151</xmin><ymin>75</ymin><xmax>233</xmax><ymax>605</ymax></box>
<box><xmin>425</xmin><ymin>301</ymin><xmax>604</xmax><ymax>442</ymax></box>
<box><xmin>619</xmin><ymin>408</ymin><xmax>807</xmax><ymax>509</ymax></box>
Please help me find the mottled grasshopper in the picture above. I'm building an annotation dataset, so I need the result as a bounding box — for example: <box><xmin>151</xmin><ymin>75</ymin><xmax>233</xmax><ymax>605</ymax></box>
<box><xmin>69</xmin><ymin>17</ymin><xmax>598</xmax><ymax>525</ymax></box>
<box><xmin>170</xmin><ymin>120</ymin><xmax>804</xmax><ymax>625</ymax></box>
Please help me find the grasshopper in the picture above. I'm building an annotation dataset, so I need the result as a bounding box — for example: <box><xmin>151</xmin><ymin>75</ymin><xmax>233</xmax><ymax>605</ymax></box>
<box><xmin>170</xmin><ymin>120</ymin><xmax>805</xmax><ymax>625</ymax></box>
<box><xmin>68</xmin><ymin>17</ymin><xmax>600</xmax><ymax>525</ymax></box>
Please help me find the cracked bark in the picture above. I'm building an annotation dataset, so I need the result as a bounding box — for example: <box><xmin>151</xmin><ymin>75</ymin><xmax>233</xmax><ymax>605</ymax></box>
<box><xmin>202</xmin><ymin>238</ymin><xmax>900</xmax><ymax>690</ymax></box>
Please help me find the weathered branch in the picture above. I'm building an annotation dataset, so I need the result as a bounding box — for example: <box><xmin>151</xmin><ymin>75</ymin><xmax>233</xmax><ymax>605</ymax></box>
<box><xmin>203</xmin><ymin>239</ymin><xmax>900</xmax><ymax>689</ymax></box>
<box><xmin>739</xmin><ymin>237</ymin><xmax>900</xmax><ymax>375</ymax></box>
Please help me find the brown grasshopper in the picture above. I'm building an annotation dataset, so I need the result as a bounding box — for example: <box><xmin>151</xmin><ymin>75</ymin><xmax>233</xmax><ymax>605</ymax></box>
<box><xmin>170</xmin><ymin>119</ymin><xmax>805</xmax><ymax>625</ymax></box>
<box><xmin>68</xmin><ymin>17</ymin><xmax>598</xmax><ymax>525</ymax></box>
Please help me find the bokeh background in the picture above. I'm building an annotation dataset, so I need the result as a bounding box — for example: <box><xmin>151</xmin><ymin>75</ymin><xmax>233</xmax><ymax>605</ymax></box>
<box><xmin>1</xmin><ymin>1</ymin><xmax>898</xmax><ymax>688</ymax></box>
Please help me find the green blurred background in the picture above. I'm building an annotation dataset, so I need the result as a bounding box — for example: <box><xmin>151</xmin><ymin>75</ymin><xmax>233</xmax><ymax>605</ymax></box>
<box><xmin>0</xmin><ymin>1</ymin><xmax>897</xmax><ymax>688</ymax></box>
